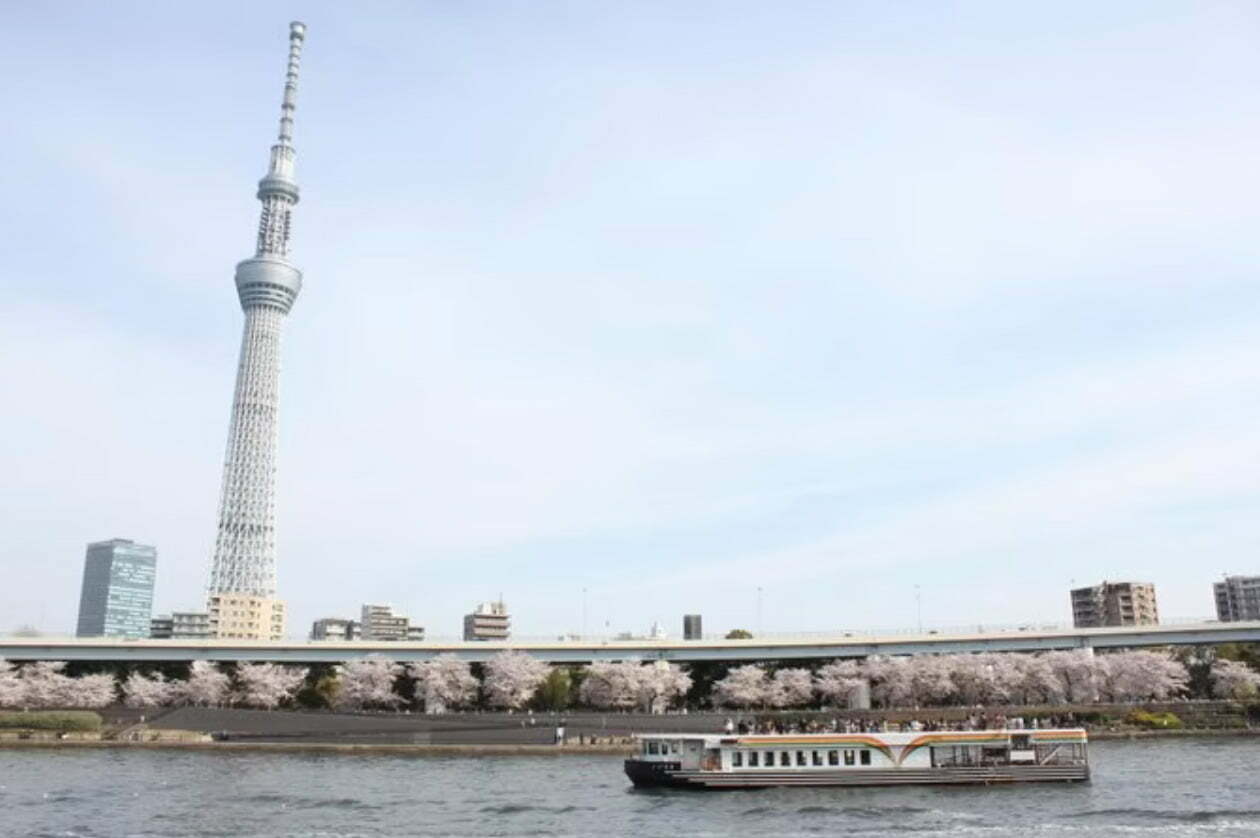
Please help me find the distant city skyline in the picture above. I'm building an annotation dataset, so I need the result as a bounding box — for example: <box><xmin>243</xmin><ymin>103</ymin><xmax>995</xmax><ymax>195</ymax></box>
<box><xmin>4</xmin><ymin>2</ymin><xmax>1260</xmax><ymax>638</ymax></box>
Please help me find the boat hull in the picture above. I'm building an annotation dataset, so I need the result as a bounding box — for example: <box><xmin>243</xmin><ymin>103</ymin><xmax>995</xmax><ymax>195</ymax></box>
<box><xmin>624</xmin><ymin>760</ymin><xmax>1089</xmax><ymax>789</ymax></box>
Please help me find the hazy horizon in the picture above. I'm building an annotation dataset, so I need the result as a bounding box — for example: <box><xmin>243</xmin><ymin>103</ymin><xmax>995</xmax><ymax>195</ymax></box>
<box><xmin>3</xmin><ymin>1</ymin><xmax>1259</xmax><ymax>639</ymax></box>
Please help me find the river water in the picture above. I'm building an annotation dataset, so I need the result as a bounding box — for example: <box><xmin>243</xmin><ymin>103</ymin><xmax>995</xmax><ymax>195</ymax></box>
<box><xmin>0</xmin><ymin>738</ymin><xmax>1257</xmax><ymax>837</ymax></box>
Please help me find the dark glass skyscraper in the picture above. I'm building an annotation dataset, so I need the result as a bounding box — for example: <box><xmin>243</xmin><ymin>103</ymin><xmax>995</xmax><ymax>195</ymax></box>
<box><xmin>75</xmin><ymin>539</ymin><xmax>156</xmax><ymax>638</ymax></box>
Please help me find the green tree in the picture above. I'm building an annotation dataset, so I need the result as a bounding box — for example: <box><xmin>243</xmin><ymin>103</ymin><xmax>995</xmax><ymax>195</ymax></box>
<box><xmin>725</xmin><ymin>629</ymin><xmax>753</xmax><ymax>639</ymax></box>
<box><xmin>295</xmin><ymin>663</ymin><xmax>340</xmax><ymax>709</ymax></box>
<box><xmin>535</xmin><ymin>667</ymin><xmax>572</xmax><ymax>711</ymax></box>
<box><xmin>683</xmin><ymin>661</ymin><xmax>727</xmax><ymax>708</ymax></box>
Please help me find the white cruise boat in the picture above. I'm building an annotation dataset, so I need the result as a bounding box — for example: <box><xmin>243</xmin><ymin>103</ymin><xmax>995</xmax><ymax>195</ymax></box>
<box><xmin>624</xmin><ymin>728</ymin><xmax>1090</xmax><ymax>789</ymax></box>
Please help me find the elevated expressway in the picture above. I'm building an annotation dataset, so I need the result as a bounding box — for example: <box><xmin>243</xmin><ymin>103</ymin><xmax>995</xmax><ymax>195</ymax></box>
<box><xmin>4</xmin><ymin>621</ymin><xmax>1259</xmax><ymax>664</ymax></box>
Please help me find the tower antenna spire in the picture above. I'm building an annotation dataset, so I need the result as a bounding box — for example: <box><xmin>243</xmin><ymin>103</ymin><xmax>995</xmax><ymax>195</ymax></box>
<box><xmin>277</xmin><ymin>21</ymin><xmax>306</xmax><ymax>146</ymax></box>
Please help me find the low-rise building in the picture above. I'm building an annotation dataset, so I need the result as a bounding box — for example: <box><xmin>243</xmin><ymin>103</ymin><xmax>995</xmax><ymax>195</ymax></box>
<box><xmin>464</xmin><ymin>601</ymin><xmax>510</xmax><ymax>641</ymax></box>
<box><xmin>309</xmin><ymin>605</ymin><xmax>424</xmax><ymax>641</ymax></box>
<box><xmin>208</xmin><ymin>594</ymin><xmax>286</xmax><ymax>640</ymax></box>
<box><xmin>360</xmin><ymin>604</ymin><xmax>423</xmax><ymax>641</ymax></box>
<box><xmin>1070</xmin><ymin>581</ymin><xmax>1159</xmax><ymax>628</ymax></box>
<box><xmin>150</xmin><ymin>615</ymin><xmax>173</xmax><ymax>638</ymax></box>
<box><xmin>1215</xmin><ymin>575</ymin><xmax>1260</xmax><ymax>622</ymax></box>
<box><xmin>683</xmin><ymin>614</ymin><xmax>703</xmax><ymax>640</ymax></box>
<box><xmin>149</xmin><ymin>611</ymin><xmax>211</xmax><ymax>639</ymax></box>
<box><xmin>310</xmin><ymin>617</ymin><xmax>359</xmax><ymax>641</ymax></box>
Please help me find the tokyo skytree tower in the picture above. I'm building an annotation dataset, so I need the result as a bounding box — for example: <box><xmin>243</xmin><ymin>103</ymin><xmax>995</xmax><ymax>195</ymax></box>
<box><xmin>207</xmin><ymin>22</ymin><xmax>308</xmax><ymax>614</ymax></box>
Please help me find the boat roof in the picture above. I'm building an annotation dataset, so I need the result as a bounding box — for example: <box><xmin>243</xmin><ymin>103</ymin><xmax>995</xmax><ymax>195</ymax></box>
<box><xmin>633</xmin><ymin>728</ymin><xmax>1088</xmax><ymax>746</ymax></box>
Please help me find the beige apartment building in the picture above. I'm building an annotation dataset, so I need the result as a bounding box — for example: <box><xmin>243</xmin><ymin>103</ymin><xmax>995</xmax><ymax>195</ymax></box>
<box><xmin>464</xmin><ymin>600</ymin><xmax>510</xmax><ymax>641</ymax></box>
<box><xmin>1070</xmin><ymin>581</ymin><xmax>1159</xmax><ymax>628</ymax></box>
<box><xmin>208</xmin><ymin>594</ymin><xmax>286</xmax><ymax>640</ymax></box>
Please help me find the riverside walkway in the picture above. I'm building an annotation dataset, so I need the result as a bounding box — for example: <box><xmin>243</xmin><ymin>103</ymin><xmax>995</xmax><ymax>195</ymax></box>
<box><xmin>4</xmin><ymin>620</ymin><xmax>1259</xmax><ymax>664</ymax></box>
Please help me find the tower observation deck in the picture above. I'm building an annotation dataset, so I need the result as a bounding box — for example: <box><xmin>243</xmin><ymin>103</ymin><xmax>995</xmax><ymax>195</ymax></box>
<box><xmin>206</xmin><ymin>22</ymin><xmax>309</xmax><ymax>639</ymax></box>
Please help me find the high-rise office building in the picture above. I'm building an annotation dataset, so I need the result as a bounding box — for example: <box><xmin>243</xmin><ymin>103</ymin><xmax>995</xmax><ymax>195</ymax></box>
<box><xmin>1215</xmin><ymin>575</ymin><xmax>1260</xmax><ymax>622</ymax></box>
<box><xmin>1070</xmin><ymin>581</ymin><xmax>1159</xmax><ymax>628</ymax></box>
<box><xmin>205</xmin><ymin>22</ymin><xmax>311</xmax><ymax>640</ymax></box>
<box><xmin>76</xmin><ymin>539</ymin><xmax>156</xmax><ymax>639</ymax></box>
<box><xmin>683</xmin><ymin>614</ymin><xmax>703</xmax><ymax>640</ymax></box>
<box><xmin>464</xmin><ymin>601</ymin><xmax>510</xmax><ymax>641</ymax></box>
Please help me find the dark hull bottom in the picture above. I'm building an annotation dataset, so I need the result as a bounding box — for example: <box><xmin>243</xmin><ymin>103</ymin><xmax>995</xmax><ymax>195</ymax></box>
<box><xmin>624</xmin><ymin>760</ymin><xmax>1089</xmax><ymax>789</ymax></box>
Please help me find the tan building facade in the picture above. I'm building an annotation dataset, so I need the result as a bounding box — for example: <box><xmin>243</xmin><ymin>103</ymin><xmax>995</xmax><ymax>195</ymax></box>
<box><xmin>1070</xmin><ymin>581</ymin><xmax>1158</xmax><ymax>628</ymax></box>
<box><xmin>208</xmin><ymin>594</ymin><xmax>286</xmax><ymax>640</ymax></box>
<box><xmin>464</xmin><ymin>600</ymin><xmax>510</xmax><ymax>641</ymax></box>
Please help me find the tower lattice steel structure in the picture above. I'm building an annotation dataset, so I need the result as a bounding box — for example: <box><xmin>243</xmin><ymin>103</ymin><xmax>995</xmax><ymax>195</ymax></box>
<box><xmin>207</xmin><ymin>22</ymin><xmax>308</xmax><ymax>599</ymax></box>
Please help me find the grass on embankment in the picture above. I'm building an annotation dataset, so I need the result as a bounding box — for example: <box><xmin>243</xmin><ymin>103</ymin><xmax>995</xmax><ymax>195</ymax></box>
<box><xmin>0</xmin><ymin>711</ymin><xmax>103</xmax><ymax>732</ymax></box>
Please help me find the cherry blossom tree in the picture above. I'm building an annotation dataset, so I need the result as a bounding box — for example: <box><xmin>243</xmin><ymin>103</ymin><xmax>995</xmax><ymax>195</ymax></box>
<box><xmin>1008</xmin><ymin>655</ymin><xmax>1060</xmax><ymax>705</ymax></box>
<box><xmin>1209</xmin><ymin>658</ymin><xmax>1260</xmax><ymax>700</ymax></box>
<box><xmin>1094</xmin><ymin>651</ymin><xmax>1187</xmax><ymax>702</ymax></box>
<box><xmin>946</xmin><ymin>654</ymin><xmax>995</xmax><ymax>706</ymax></box>
<box><xmin>482</xmin><ymin>651</ymin><xmax>549</xmax><ymax>710</ymax></box>
<box><xmin>334</xmin><ymin>657</ymin><xmax>402</xmax><ymax>711</ymax></box>
<box><xmin>1042</xmin><ymin>650</ymin><xmax>1098</xmax><ymax>703</ymax></box>
<box><xmin>814</xmin><ymin>660</ymin><xmax>865</xmax><ymax>707</ymax></box>
<box><xmin>71</xmin><ymin>673</ymin><xmax>118</xmax><ymax>708</ymax></box>
<box><xmin>0</xmin><ymin>659</ymin><xmax>23</xmax><ymax>708</ymax></box>
<box><xmin>410</xmin><ymin>655</ymin><xmax>479</xmax><ymax>713</ymax></box>
<box><xmin>636</xmin><ymin>662</ymin><xmax>692</xmax><ymax>713</ymax></box>
<box><xmin>767</xmin><ymin>668</ymin><xmax>814</xmax><ymax>709</ymax></box>
<box><xmin>182</xmin><ymin>660</ymin><xmax>232</xmax><ymax>707</ymax></box>
<box><xmin>579</xmin><ymin>661</ymin><xmax>643</xmax><ymax>711</ymax></box>
<box><xmin>235</xmin><ymin>663</ymin><xmax>308</xmax><ymax>710</ymax></box>
<box><xmin>908</xmin><ymin>656</ymin><xmax>956</xmax><ymax>707</ymax></box>
<box><xmin>864</xmin><ymin>656</ymin><xmax>914</xmax><ymax>709</ymax></box>
<box><xmin>1142</xmin><ymin>652</ymin><xmax>1190</xmax><ymax>700</ymax></box>
<box><xmin>18</xmin><ymin>661</ymin><xmax>75</xmax><ymax>709</ymax></box>
<box><xmin>123</xmin><ymin>672</ymin><xmax>177</xmax><ymax>708</ymax></box>
<box><xmin>711</xmin><ymin>665</ymin><xmax>772</xmax><ymax>709</ymax></box>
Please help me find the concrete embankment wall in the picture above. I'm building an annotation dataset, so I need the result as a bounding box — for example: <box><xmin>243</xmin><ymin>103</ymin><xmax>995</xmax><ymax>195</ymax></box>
<box><xmin>143</xmin><ymin>701</ymin><xmax>1257</xmax><ymax>747</ymax></box>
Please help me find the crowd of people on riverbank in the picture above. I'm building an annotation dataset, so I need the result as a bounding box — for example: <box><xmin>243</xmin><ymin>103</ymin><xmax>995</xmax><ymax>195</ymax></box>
<box><xmin>726</xmin><ymin>713</ymin><xmax>1082</xmax><ymax>735</ymax></box>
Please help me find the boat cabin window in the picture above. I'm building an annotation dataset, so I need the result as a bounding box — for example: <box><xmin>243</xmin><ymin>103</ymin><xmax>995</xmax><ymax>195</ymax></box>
<box><xmin>669</xmin><ymin>741</ymin><xmax>680</xmax><ymax>755</ymax></box>
<box><xmin>828</xmin><ymin>750</ymin><xmax>839</xmax><ymax>766</ymax></box>
<box><xmin>812</xmin><ymin>751</ymin><xmax>823</xmax><ymax>766</ymax></box>
<box><xmin>646</xmin><ymin>741</ymin><xmax>659</xmax><ymax>755</ymax></box>
<box><xmin>796</xmin><ymin>751</ymin><xmax>807</xmax><ymax>766</ymax></box>
<box><xmin>844</xmin><ymin>750</ymin><xmax>855</xmax><ymax>766</ymax></box>
<box><xmin>732</xmin><ymin>752</ymin><xmax>743</xmax><ymax>767</ymax></box>
<box><xmin>749</xmin><ymin>752</ymin><xmax>759</xmax><ymax>767</ymax></box>
<box><xmin>780</xmin><ymin>752</ymin><xmax>791</xmax><ymax>767</ymax></box>
<box><xmin>860</xmin><ymin>750</ymin><xmax>871</xmax><ymax>766</ymax></box>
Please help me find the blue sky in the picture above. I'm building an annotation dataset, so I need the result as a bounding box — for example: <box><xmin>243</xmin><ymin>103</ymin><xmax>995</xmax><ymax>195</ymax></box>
<box><xmin>2</xmin><ymin>1</ymin><xmax>1259</xmax><ymax>639</ymax></box>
